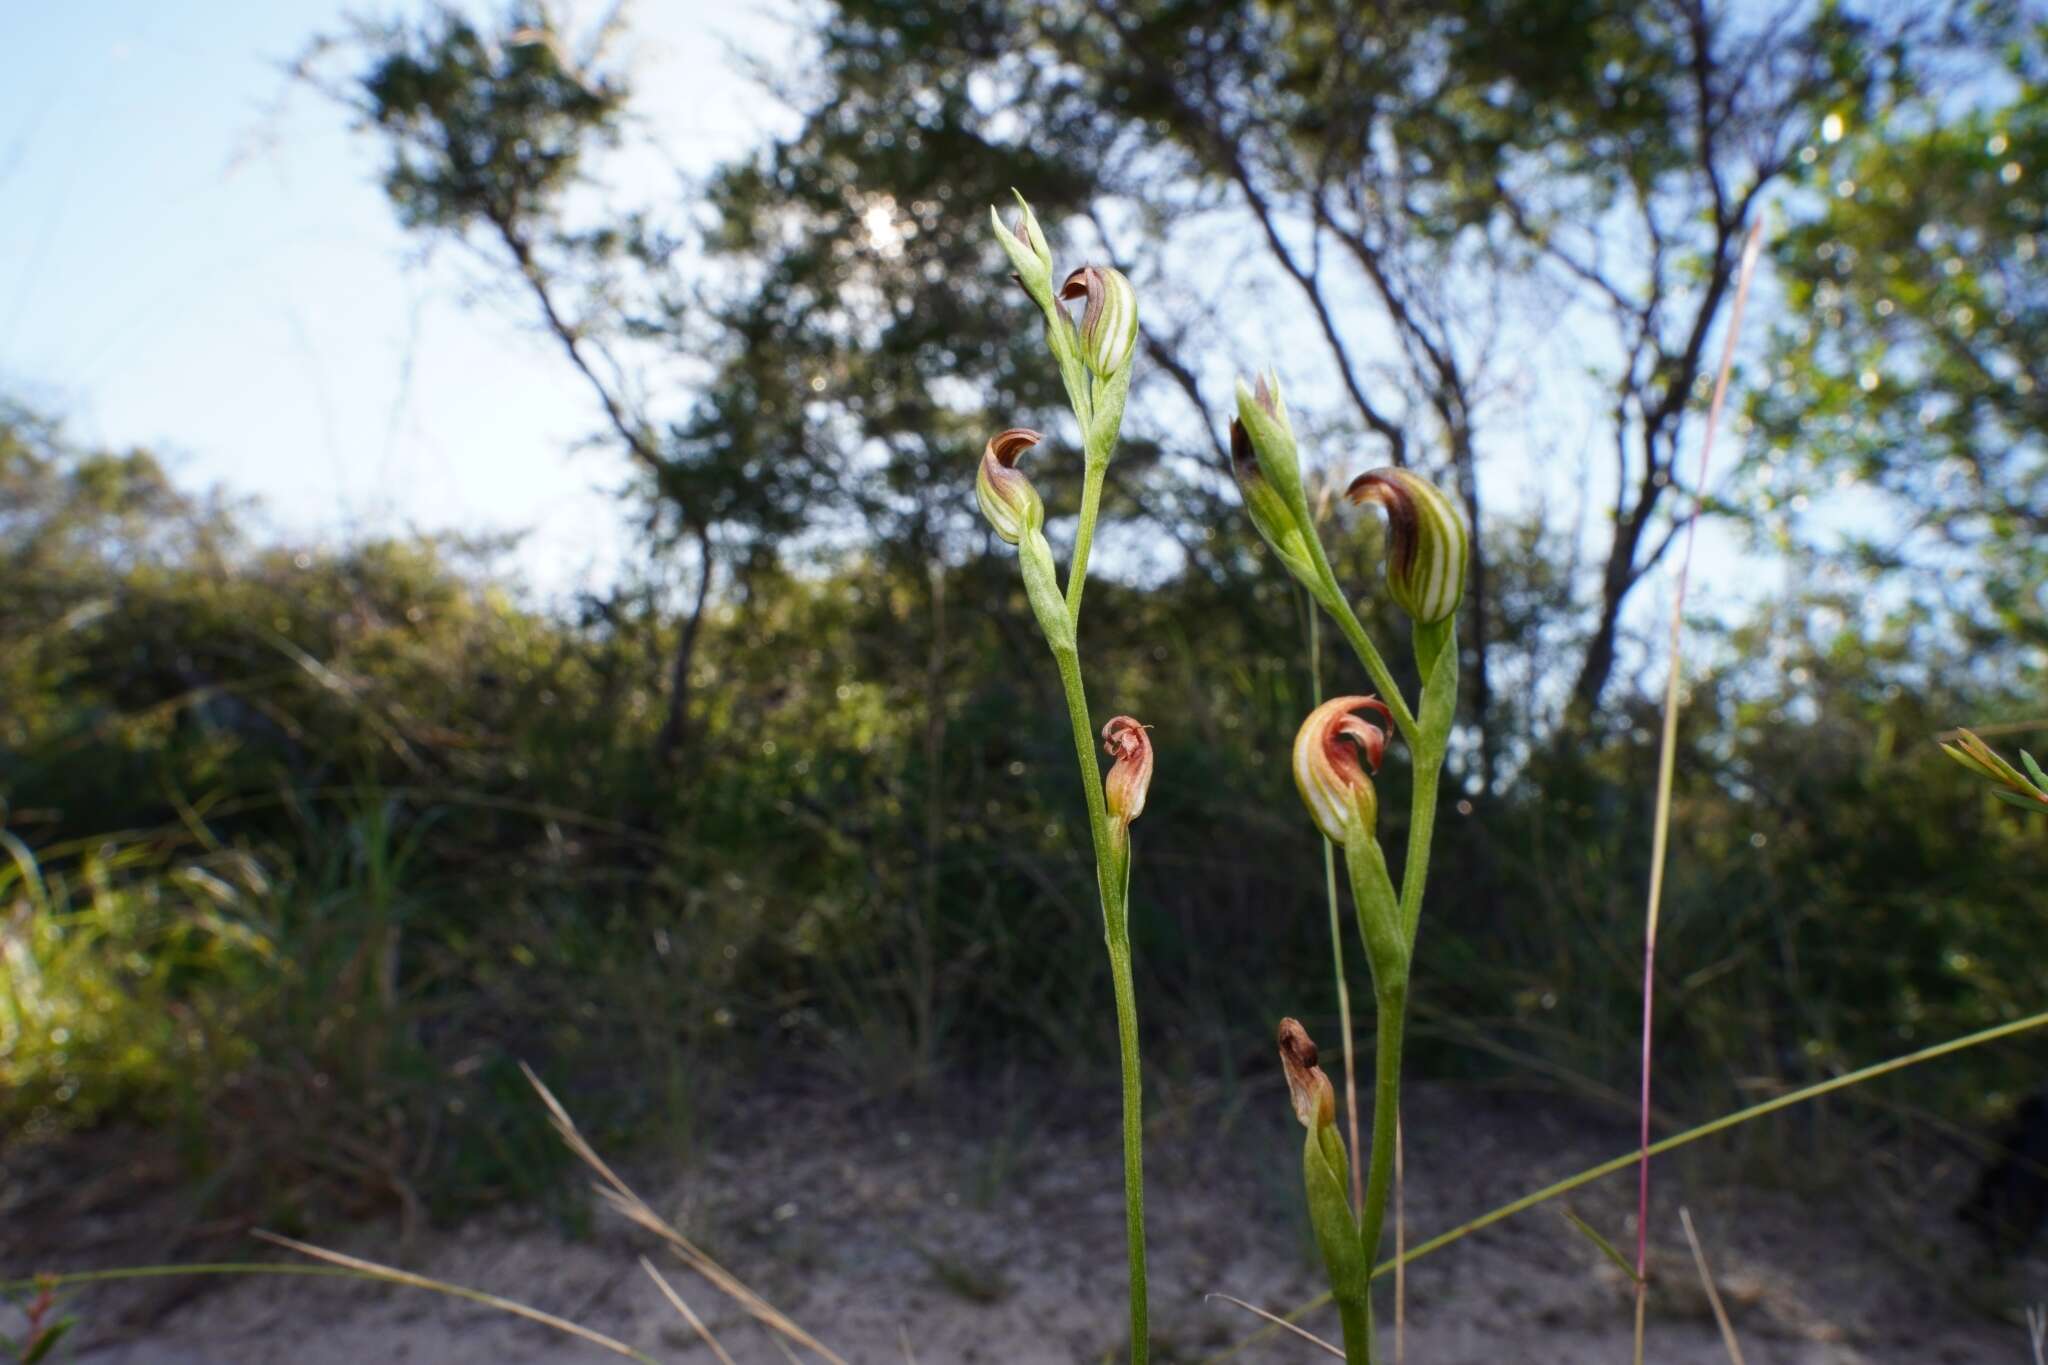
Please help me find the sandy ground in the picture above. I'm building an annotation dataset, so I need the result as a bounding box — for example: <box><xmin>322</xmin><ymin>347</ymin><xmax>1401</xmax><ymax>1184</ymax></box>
<box><xmin>6</xmin><ymin>1078</ymin><xmax>2044</xmax><ymax>1364</ymax></box>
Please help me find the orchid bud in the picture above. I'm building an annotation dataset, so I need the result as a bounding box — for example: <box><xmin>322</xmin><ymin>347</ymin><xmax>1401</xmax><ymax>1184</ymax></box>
<box><xmin>1293</xmin><ymin>695</ymin><xmax>1392</xmax><ymax>845</ymax></box>
<box><xmin>975</xmin><ymin>428</ymin><xmax>1045</xmax><ymax>546</ymax></box>
<box><xmin>1278</xmin><ymin>1017</ymin><xmax>1366</xmax><ymax>1311</ymax></box>
<box><xmin>1233</xmin><ymin>370</ymin><xmax>1307</xmax><ymax>518</ymax></box>
<box><xmin>1059</xmin><ymin>265</ymin><xmax>1139</xmax><ymax>380</ymax></box>
<box><xmin>1278</xmin><ymin>1017</ymin><xmax>1337</xmax><ymax>1131</ymax></box>
<box><xmin>990</xmin><ymin>192</ymin><xmax>1055</xmax><ymax>303</ymax></box>
<box><xmin>1101</xmin><ymin>716</ymin><xmax>1154</xmax><ymax>841</ymax></box>
<box><xmin>1345</xmin><ymin>467</ymin><xmax>1469</xmax><ymax>625</ymax></box>
<box><xmin>1230</xmin><ymin>417</ymin><xmax>1315</xmax><ymax>579</ymax></box>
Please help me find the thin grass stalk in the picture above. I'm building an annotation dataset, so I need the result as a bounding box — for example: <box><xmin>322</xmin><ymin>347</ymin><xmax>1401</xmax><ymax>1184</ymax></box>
<box><xmin>1393</xmin><ymin>1118</ymin><xmax>1405</xmax><ymax>1365</ymax></box>
<box><xmin>1633</xmin><ymin>219</ymin><xmax>1765</xmax><ymax>1362</ymax></box>
<box><xmin>641</xmin><ymin>1257</ymin><xmax>739</xmax><ymax>1365</ymax></box>
<box><xmin>1310</xmin><ymin>599</ymin><xmax>1366</xmax><ymax>1215</ymax></box>
<box><xmin>252</xmin><ymin>1232</ymin><xmax>658</xmax><ymax>1364</ymax></box>
<box><xmin>1677</xmin><ymin>1209</ymin><xmax>1747</xmax><ymax>1365</ymax></box>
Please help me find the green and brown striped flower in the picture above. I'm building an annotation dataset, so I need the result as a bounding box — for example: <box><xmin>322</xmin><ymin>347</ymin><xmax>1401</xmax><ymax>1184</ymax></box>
<box><xmin>1345</xmin><ymin>467</ymin><xmax>1468</xmax><ymax>625</ymax></box>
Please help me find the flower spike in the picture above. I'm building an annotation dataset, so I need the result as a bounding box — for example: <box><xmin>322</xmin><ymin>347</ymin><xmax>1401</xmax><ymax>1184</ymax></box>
<box><xmin>1060</xmin><ymin>265</ymin><xmax>1140</xmax><ymax>380</ymax></box>
<box><xmin>1345</xmin><ymin>467</ymin><xmax>1469</xmax><ymax>625</ymax></box>
<box><xmin>975</xmin><ymin>428</ymin><xmax>1046</xmax><ymax>546</ymax></box>
<box><xmin>1293</xmin><ymin>694</ymin><xmax>1392</xmax><ymax>844</ymax></box>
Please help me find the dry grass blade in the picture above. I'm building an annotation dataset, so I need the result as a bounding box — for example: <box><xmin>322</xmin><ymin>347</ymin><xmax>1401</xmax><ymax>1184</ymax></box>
<box><xmin>1203</xmin><ymin>1293</ymin><xmax>1345</xmax><ymax>1358</ymax></box>
<box><xmin>251</xmin><ymin>1231</ymin><xmax>656</xmax><ymax>1363</ymax></box>
<box><xmin>1678</xmin><ymin>1208</ymin><xmax>1747</xmax><ymax>1365</ymax></box>
<box><xmin>521</xmin><ymin>1063</ymin><xmax>848</xmax><ymax>1365</ymax></box>
<box><xmin>1634</xmin><ymin>216</ymin><xmax>1767</xmax><ymax>1365</ymax></box>
<box><xmin>640</xmin><ymin>1256</ymin><xmax>737</xmax><ymax>1365</ymax></box>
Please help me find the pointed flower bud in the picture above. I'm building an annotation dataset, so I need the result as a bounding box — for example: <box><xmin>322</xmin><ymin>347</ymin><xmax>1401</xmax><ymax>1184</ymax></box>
<box><xmin>975</xmin><ymin>428</ymin><xmax>1045</xmax><ymax>546</ymax></box>
<box><xmin>1279</xmin><ymin>1016</ymin><xmax>1368</xmax><ymax>1320</ymax></box>
<box><xmin>1059</xmin><ymin>265</ymin><xmax>1139</xmax><ymax>380</ymax></box>
<box><xmin>1345</xmin><ymin>467</ymin><xmax>1469</xmax><ymax>624</ymax></box>
<box><xmin>1102</xmin><ymin>716</ymin><xmax>1154</xmax><ymax>839</ymax></box>
<box><xmin>1231</xmin><ymin>417</ymin><xmax>1316</xmax><ymax>578</ymax></box>
<box><xmin>991</xmin><ymin>192</ymin><xmax>1055</xmax><ymax>303</ymax></box>
<box><xmin>1233</xmin><ymin>370</ymin><xmax>1308</xmax><ymax>520</ymax></box>
<box><xmin>1293</xmin><ymin>695</ymin><xmax>1392</xmax><ymax>844</ymax></box>
<box><xmin>1278</xmin><ymin>1017</ymin><xmax>1337</xmax><ymax>1130</ymax></box>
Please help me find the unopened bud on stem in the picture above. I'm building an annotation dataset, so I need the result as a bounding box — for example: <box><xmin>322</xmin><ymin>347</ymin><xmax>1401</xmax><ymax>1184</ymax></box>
<box><xmin>976</xmin><ymin>428</ymin><xmax>1046</xmax><ymax>546</ymax></box>
<box><xmin>1230</xmin><ymin>417</ymin><xmax>1316</xmax><ymax>579</ymax></box>
<box><xmin>1345</xmin><ymin>467</ymin><xmax>1469</xmax><ymax>625</ymax></box>
<box><xmin>1233</xmin><ymin>370</ymin><xmax>1308</xmax><ymax>519</ymax></box>
<box><xmin>1294</xmin><ymin>695</ymin><xmax>1392</xmax><ymax>844</ymax></box>
<box><xmin>991</xmin><ymin>192</ymin><xmax>1055</xmax><ymax>303</ymax></box>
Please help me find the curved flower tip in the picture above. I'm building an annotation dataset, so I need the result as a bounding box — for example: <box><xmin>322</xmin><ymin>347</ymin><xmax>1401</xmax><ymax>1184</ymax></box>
<box><xmin>1293</xmin><ymin>694</ymin><xmax>1392</xmax><ymax>844</ymax></box>
<box><xmin>1345</xmin><ymin>467</ymin><xmax>1469</xmax><ymax>624</ymax></box>
<box><xmin>975</xmin><ymin>428</ymin><xmax>1045</xmax><ymax>546</ymax></box>
<box><xmin>1278</xmin><ymin>1017</ymin><xmax>1336</xmax><ymax>1130</ymax></box>
<box><xmin>1101</xmin><ymin>715</ymin><xmax>1154</xmax><ymax>832</ymax></box>
<box><xmin>1059</xmin><ymin>265</ymin><xmax>1139</xmax><ymax>380</ymax></box>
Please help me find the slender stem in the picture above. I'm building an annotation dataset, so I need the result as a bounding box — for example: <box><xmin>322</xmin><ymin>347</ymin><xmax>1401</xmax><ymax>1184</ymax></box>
<box><xmin>1067</xmin><ymin>456</ymin><xmax>1109</xmax><ymax>618</ymax></box>
<box><xmin>1107</xmin><ymin>940</ymin><xmax>1150</xmax><ymax>1364</ymax></box>
<box><xmin>1336</xmin><ymin>1293</ymin><xmax>1374</xmax><ymax>1364</ymax></box>
<box><xmin>1320</xmin><ymin>592</ymin><xmax>1419</xmax><ymax>745</ymax></box>
<box><xmin>1050</xmin><ymin>641</ymin><xmax>1148</xmax><ymax>1363</ymax></box>
<box><xmin>1358</xmin><ymin>985</ymin><xmax>1407</xmax><ymax>1285</ymax></box>
<box><xmin>1395</xmin><ymin>759</ymin><xmax>1439</xmax><ymax>947</ymax></box>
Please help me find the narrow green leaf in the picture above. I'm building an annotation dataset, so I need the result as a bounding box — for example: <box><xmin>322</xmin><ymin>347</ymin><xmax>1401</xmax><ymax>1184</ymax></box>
<box><xmin>1557</xmin><ymin>1207</ymin><xmax>1642</xmax><ymax>1284</ymax></box>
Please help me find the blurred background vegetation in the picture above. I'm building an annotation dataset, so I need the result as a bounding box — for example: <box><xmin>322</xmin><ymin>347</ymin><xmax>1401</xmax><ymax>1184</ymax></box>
<box><xmin>2</xmin><ymin>0</ymin><xmax>2043</xmax><ymax>1231</ymax></box>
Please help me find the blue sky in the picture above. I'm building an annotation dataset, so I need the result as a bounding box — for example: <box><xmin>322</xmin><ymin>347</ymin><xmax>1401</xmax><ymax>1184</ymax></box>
<box><xmin>1</xmin><ymin>0</ymin><xmax>792</xmax><ymax>597</ymax></box>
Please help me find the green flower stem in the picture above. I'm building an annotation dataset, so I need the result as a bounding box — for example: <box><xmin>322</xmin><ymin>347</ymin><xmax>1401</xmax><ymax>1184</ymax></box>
<box><xmin>1315</xmin><ymin>586</ymin><xmax>1419</xmax><ymax>748</ymax></box>
<box><xmin>1336</xmin><ymin>1292</ymin><xmax>1374</xmax><ymax>1364</ymax></box>
<box><xmin>1359</xmin><ymin>983</ymin><xmax>1407</xmax><ymax>1289</ymax></box>
<box><xmin>1067</xmin><ymin>456</ymin><xmax>1109</xmax><ymax>618</ymax></box>
<box><xmin>1396</xmin><ymin>758</ymin><xmax>1440</xmax><ymax>947</ymax></box>
<box><xmin>1050</xmin><ymin>639</ymin><xmax>1149</xmax><ymax>1365</ymax></box>
<box><xmin>1342</xmin><ymin>831</ymin><xmax>1407</xmax><ymax>1365</ymax></box>
<box><xmin>1065</xmin><ymin>364</ymin><xmax>1131</xmax><ymax>619</ymax></box>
